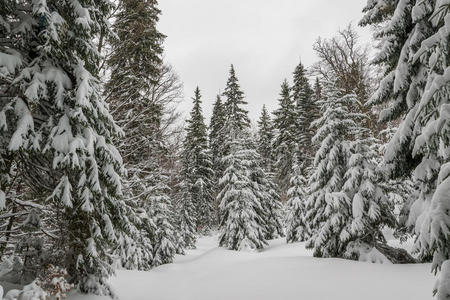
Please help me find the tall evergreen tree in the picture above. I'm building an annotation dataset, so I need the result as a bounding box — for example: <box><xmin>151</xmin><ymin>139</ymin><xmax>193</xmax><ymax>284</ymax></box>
<box><xmin>343</xmin><ymin>132</ymin><xmax>396</xmax><ymax>257</ymax></box>
<box><xmin>218</xmin><ymin>134</ymin><xmax>268</xmax><ymax>251</ymax></box>
<box><xmin>307</xmin><ymin>78</ymin><xmax>395</xmax><ymax>259</ymax></box>
<box><xmin>217</xmin><ymin>65</ymin><xmax>273</xmax><ymax>250</ymax></box>
<box><xmin>183</xmin><ymin>87</ymin><xmax>215</xmax><ymax>232</ymax></box>
<box><xmin>257</xmin><ymin>105</ymin><xmax>275</xmax><ymax>173</ymax></box>
<box><xmin>244</xmin><ymin>137</ymin><xmax>284</xmax><ymax>240</ymax></box>
<box><xmin>361</xmin><ymin>1</ymin><xmax>450</xmax><ymax>297</ymax></box>
<box><xmin>148</xmin><ymin>167</ymin><xmax>177</xmax><ymax>267</ymax></box>
<box><xmin>106</xmin><ymin>0</ymin><xmax>165</xmax><ymax>101</ymax></box>
<box><xmin>104</xmin><ymin>0</ymin><xmax>183</xmax><ymax>270</ymax></box>
<box><xmin>273</xmin><ymin>80</ymin><xmax>297</xmax><ymax>195</ymax></box>
<box><xmin>0</xmin><ymin>0</ymin><xmax>137</xmax><ymax>294</ymax></box>
<box><xmin>305</xmin><ymin>80</ymin><xmax>360</xmax><ymax>258</ymax></box>
<box><xmin>209</xmin><ymin>95</ymin><xmax>227</xmax><ymax>178</ymax></box>
<box><xmin>285</xmin><ymin>158</ymin><xmax>309</xmax><ymax>243</ymax></box>
<box><xmin>174</xmin><ymin>179</ymin><xmax>197</xmax><ymax>250</ymax></box>
<box><xmin>292</xmin><ymin>61</ymin><xmax>315</xmax><ymax>165</ymax></box>
<box><xmin>222</xmin><ymin>65</ymin><xmax>251</xmax><ymax>133</ymax></box>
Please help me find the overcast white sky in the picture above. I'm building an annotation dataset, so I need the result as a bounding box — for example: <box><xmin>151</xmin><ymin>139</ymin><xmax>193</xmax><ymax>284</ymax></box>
<box><xmin>158</xmin><ymin>0</ymin><xmax>372</xmax><ymax>124</ymax></box>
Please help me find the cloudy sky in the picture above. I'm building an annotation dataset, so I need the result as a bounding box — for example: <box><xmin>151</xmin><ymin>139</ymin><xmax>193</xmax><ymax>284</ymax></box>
<box><xmin>158</xmin><ymin>0</ymin><xmax>372</xmax><ymax>124</ymax></box>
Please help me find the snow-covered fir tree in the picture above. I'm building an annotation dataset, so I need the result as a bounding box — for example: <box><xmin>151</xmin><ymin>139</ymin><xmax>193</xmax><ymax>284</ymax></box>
<box><xmin>104</xmin><ymin>0</ymin><xmax>184</xmax><ymax>269</ymax></box>
<box><xmin>217</xmin><ymin>65</ymin><xmax>273</xmax><ymax>250</ymax></box>
<box><xmin>257</xmin><ymin>105</ymin><xmax>275</xmax><ymax>173</ymax></box>
<box><xmin>147</xmin><ymin>166</ymin><xmax>177</xmax><ymax>267</ymax></box>
<box><xmin>292</xmin><ymin>61</ymin><xmax>316</xmax><ymax>165</ymax></box>
<box><xmin>209</xmin><ymin>95</ymin><xmax>227</xmax><ymax>186</ymax></box>
<box><xmin>285</xmin><ymin>157</ymin><xmax>309</xmax><ymax>243</ymax></box>
<box><xmin>273</xmin><ymin>80</ymin><xmax>297</xmax><ymax>196</ymax></box>
<box><xmin>173</xmin><ymin>179</ymin><xmax>197</xmax><ymax>250</ymax></box>
<box><xmin>361</xmin><ymin>1</ymin><xmax>450</xmax><ymax>297</ymax></box>
<box><xmin>343</xmin><ymin>132</ymin><xmax>396</xmax><ymax>257</ymax></box>
<box><xmin>218</xmin><ymin>133</ymin><xmax>268</xmax><ymax>251</ymax></box>
<box><xmin>221</xmin><ymin>65</ymin><xmax>251</xmax><ymax>135</ymax></box>
<box><xmin>183</xmin><ymin>87</ymin><xmax>215</xmax><ymax>232</ymax></box>
<box><xmin>305</xmin><ymin>80</ymin><xmax>361</xmax><ymax>258</ymax></box>
<box><xmin>106</xmin><ymin>0</ymin><xmax>165</xmax><ymax>99</ymax></box>
<box><xmin>0</xmin><ymin>0</ymin><xmax>138</xmax><ymax>294</ymax></box>
<box><xmin>244</xmin><ymin>137</ymin><xmax>284</xmax><ymax>240</ymax></box>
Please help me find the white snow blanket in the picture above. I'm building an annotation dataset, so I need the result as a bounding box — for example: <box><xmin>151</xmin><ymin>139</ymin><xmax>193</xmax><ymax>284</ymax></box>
<box><xmin>69</xmin><ymin>235</ymin><xmax>434</xmax><ymax>300</ymax></box>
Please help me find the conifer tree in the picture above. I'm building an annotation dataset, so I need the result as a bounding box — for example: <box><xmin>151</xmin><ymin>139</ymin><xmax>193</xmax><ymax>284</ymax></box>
<box><xmin>106</xmin><ymin>0</ymin><xmax>165</xmax><ymax>101</ymax></box>
<box><xmin>103</xmin><ymin>0</ymin><xmax>184</xmax><ymax>269</ymax></box>
<box><xmin>174</xmin><ymin>179</ymin><xmax>197</xmax><ymax>249</ymax></box>
<box><xmin>0</xmin><ymin>0</ymin><xmax>137</xmax><ymax>294</ymax></box>
<box><xmin>292</xmin><ymin>61</ymin><xmax>315</xmax><ymax>165</ymax></box>
<box><xmin>244</xmin><ymin>137</ymin><xmax>284</xmax><ymax>240</ymax></box>
<box><xmin>307</xmin><ymin>78</ymin><xmax>396</xmax><ymax>259</ymax></box>
<box><xmin>217</xmin><ymin>65</ymin><xmax>271</xmax><ymax>250</ymax></box>
<box><xmin>222</xmin><ymin>65</ymin><xmax>251</xmax><ymax>133</ymax></box>
<box><xmin>343</xmin><ymin>133</ymin><xmax>396</xmax><ymax>256</ymax></box>
<box><xmin>148</xmin><ymin>168</ymin><xmax>177</xmax><ymax>267</ymax></box>
<box><xmin>257</xmin><ymin>105</ymin><xmax>275</xmax><ymax>173</ymax></box>
<box><xmin>273</xmin><ymin>80</ymin><xmax>297</xmax><ymax>195</ymax></box>
<box><xmin>285</xmin><ymin>158</ymin><xmax>309</xmax><ymax>243</ymax></box>
<box><xmin>361</xmin><ymin>1</ymin><xmax>450</xmax><ymax>296</ymax></box>
<box><xmin>209</xmin><ymin>95</ymin><xmax>227</xmax><ymax>190</ymax></box>
<box><xmin>183</xmin><ymin>87</ymin><xmax>215</xmax><ymax>232</ymax></box>
<box><xmin>305</xmin><ymin>80</ymin><xmax>361</xmax><ymax>258</ymax></box>
<box><xmin>218</xmin><ymin>134</ymin><xmax>268</xmax><ymax>251</ymax></box>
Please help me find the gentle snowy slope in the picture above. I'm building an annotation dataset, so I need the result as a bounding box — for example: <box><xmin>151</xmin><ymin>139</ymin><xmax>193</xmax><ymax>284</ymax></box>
<box><xmin>70</xmin><ymin>235</ymin><xmax>434</xmax><ymax>300</ymax></box>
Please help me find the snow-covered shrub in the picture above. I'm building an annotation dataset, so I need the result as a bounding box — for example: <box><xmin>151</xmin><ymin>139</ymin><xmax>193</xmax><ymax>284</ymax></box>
<box><xmin>38</xmin><ymin>265</ymin><xmax>73</xmax><ymax>300</ymax></box>
<box><xmin>4</xmin><ymin>281</ymin><xmax>47</xmax><ymax>300</ymax></box>
<box><xmin>345</xmin><ymin>241</ymin><xmax>391</xmax><ymax>264</ymax></box>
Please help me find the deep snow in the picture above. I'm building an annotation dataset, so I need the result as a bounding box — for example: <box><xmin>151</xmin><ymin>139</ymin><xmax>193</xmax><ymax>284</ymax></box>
<box><xmin>70</xmin><ymin>234</ymin><xmax>435</xmax><ymax>300</ymax></box>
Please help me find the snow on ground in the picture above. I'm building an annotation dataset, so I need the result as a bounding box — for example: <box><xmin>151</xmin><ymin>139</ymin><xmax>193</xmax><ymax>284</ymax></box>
<box><xmin>70</xmin><ymin>234</ymin><xmax>435</xmax><ymax>300</ymax></box>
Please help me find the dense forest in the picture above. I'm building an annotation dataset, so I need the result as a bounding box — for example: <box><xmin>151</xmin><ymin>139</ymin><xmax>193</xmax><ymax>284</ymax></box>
<box><xmin>0</xmin><ymin>0</ymin><xmax>450</xmax><ymax>299</ymax></box>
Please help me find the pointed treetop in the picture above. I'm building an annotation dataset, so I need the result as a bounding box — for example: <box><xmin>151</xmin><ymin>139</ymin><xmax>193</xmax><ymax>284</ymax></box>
<box><xmin>222</xmin><ymin>64</ymin><xmax>250</xmax><ymax>131</ymax></box>
<box><xmin>189</xmin><ymin>86</ymin><xmax>205</xmax><ymax>118</ymax></box>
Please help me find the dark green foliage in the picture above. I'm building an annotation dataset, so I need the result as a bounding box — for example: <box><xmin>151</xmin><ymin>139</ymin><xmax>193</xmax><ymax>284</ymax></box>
<box><xmin>272</xmin><ymin>80</ymin><xmax>297</xmax><ymax>195</ymax></box>
<box><xmin>183</xmin><ymin>87</ymin><xmax>215</xmax><ymax>232</ymax></box>
<box><xmin>257</xmin><ymin>105</ymin><xmax>275</xmax><ymax>173</ymax></box>
<box><xmin>292</xmin><ymin>61</ymin><xmax>316</xmax><ymax>165</ymax></box>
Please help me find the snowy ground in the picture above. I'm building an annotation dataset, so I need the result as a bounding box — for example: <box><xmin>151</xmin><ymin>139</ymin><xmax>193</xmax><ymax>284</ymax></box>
<box><xmin>70</xmin><ymin>234</ymin><xmax>435</xmax><ymax>300</ymax></box>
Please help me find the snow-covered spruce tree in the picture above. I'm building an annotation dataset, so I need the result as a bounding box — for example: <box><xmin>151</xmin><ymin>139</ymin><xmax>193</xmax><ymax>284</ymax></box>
<box><xmin>244</xmin><ymin>136</ymin><xmax>284</xmax><ymax>240</ymax></box>
<box><xmin>377</xmin><ymin>127</ymin><xmax>416</xmax><ymax>242</ymax></box>
<box><xmin>285</xmin><ymin>157</ymin><xmax>309</xmax><ymax>243</ymax></box>
<box><xmin>273</xmin><ymin>79</ymin><xmax>297</xmax><ymax>196</ymax></box>
<box><xmin>173</xmin><ymin>179</ymin><xmax>197</xmax><ymax>250</ymax></box>
<box><xmin>221</xmin><ymin>65</ymin><xmax>251</xmax><ymax>135</ymax></box>
<box><xmin>257</xmin><ymin>105</ymin><xmax>275</xmax><ymax>173</ymax></box>
<box><xmin>305</xmin><ymin>80</ymin><xmax>361</xmax><ymax>258</ymax></box>
<box><xmin>218</xmin><ymin>132</ymin><xmax>268</xmax><ymax>251</ymax></box>
<box><xmin>343</xmin><ymin>132</ymin><xmax>396</xmax><ymax>258</ymax></box>
<box><xmin>148</xmin><ymin>166</ymin><xmax>177</xmax><ymax>267</ymax></box>
<box><xmin>218</xmin><ymin>65</ymin><xmax>271</xmax><ymax>250</ymax></box>
<box><xmin>361</xmin><ymin>1</ymin><xmax>450</xmax><ymax>297</ymax></box>
<box><xmin>292</xmin><ymin>61</ymin><xmax>316</xmax><ymax>165</ymax></box>
<box><xmin>104</xmin><ymin>0</ymin><xmax>183</xmax><ymax>268</ymax></box>
<box><xmin>106</xmin><ymin>0</ymin><xmax>165</xmax><ymax>101</ymax></box>
<box><xmin>0</xmin><ymin>0</ymin><xmax>139</xmax><ymax>294</ymax></box>
<box><xmin>183</xmin><ymin>87</ymin><xmax>215</xmax><ymax>232</ymax></box>
<box><xmin>209</xmin><ymin>95</ymin><xmax>226</xmax><ymax>177</ymax></box>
